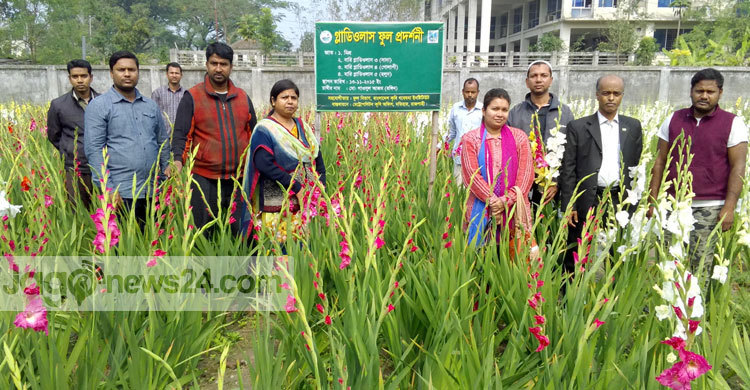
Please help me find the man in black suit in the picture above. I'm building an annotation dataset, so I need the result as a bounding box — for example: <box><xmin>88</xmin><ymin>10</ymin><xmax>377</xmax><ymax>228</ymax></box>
<box><xmin>560</xmin><ymin>75</ymin><xmax>643</xmax><ymax>272</ymax></box>
<box><xmin>47</xmin><ymin>59</ymin><xmax>100</xmax><ymax>209</ymax></box>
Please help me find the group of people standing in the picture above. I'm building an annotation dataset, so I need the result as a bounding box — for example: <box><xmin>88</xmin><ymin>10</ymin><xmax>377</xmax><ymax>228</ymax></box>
<box><xmin>46</xmin><ymin>43</ymin><xmax>323</xmax><ymax>239</ymax></box>
<box><xmin>446</xmin><ymin>61</ymin><xmax>747</xmax><ymax>272</ymax></box>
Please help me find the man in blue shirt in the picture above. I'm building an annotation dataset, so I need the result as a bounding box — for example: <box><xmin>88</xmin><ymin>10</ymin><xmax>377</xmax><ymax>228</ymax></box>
<box><xmin>84</xmin><ymin>51</ymin><xmax>170</xmax><ymax>221</ymax></box>
<box><xmin>445</xmin><ymin>78</ymin><xmax>483</xmax><ymax>186</ymax></box>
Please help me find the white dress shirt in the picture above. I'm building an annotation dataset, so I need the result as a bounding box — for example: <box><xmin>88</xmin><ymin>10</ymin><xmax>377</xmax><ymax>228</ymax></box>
<box><xmin>445</xmin><ymin>100</ymin><xmax>483</xmax><ymax>165</ymax></box>
<box><xmin>597</xmin><ymin>111</ymin><xmax>621</xmax><ymax>187</ymax></box>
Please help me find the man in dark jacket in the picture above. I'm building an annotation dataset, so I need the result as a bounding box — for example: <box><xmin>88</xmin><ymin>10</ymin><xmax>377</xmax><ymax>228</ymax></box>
<box><xmin>508</xmin><ymin>60</ymin><xmax>575</xmax><ymax>205</ymax></box>
<box><xmin>171</xmin><ymin>42</ymin><xmax>257</xmax><ymax>234</ymax></box>
<box><xmin>47</xmin><ymin>59</ymin><xmax>99</xmax><ymax>208</ymax></box>
<box><xmin>560</xmin><ymin>75</ymin><xmax>643</xmax><ymax>272</ymax></box>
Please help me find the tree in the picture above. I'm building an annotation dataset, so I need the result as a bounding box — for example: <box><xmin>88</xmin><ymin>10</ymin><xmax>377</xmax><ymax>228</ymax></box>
<box><xmin>670</xmin><ymin>0</ymin><xmax>691</xmax><ymax>38</ymax></box>
<box><xmin>530</xmin><ymin>32</ymin><xmax>566</xmax><ymax>52</ymax></box>
<box><xmin>634</xmin><ymin>36</ymin><xmax>657</xmax><ymax>65</ymax></box>
<box><xmin>597</xmin><ymin>0</ymin><xmax>644</xmax><ymax>57</ymax></box>
<box><xmin>327</xmin><ymin>0</ymin><xmax>422</xmax><ymax>21</ymax></box>
<box><xmin>299</xmin><ymin>31</ymin><xmax>314</xmax><ymax>52</ymax></box>
<box><xmin>236</xmin><ymin>7</ymin><xmax>290</xmax><ymax>54</ymax></box>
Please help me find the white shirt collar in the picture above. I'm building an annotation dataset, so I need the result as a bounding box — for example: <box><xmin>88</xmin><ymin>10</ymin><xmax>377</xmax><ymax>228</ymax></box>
<box><xmin>597</xmin><ymin>111</ymin><xmax>619</xmax><ymax>125</ymax></box>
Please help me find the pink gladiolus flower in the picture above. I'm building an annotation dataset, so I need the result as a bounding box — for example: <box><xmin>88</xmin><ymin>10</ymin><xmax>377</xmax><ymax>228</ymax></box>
<box><xmin>528</xmin><ymin>326</ymin><xmax>542</xmax><ymax>335</ymax></box>
<box><xmin>43</xmin><ymin>195</ymin><xmax>53</xmax><ymax>208</ymax></box>
<box><xmin>656</xmin><ymin>363</ymin><xmax>692</xmax><ymax>390</ymax></box>
<box><xmin>534</xmin><ymin>315</ymin><xmax>545</xmax><ymax>325</ymax></box>
<box><xmin>387</xmin><ymin>304</ymin><xmax>395</xmax><ymax>313</ymax></box>
<box><xmin>528</xmin><ymin>298</ymin><xmax>538</xmax><ymax>310</ymax></box>
<box><xmin>688</xmin><ymin>320</ymin><xmax>700</xmax><ymax>334</ymax></box>
<box><xmin>661</xmin><ymin>337</ymin><xmax>686</xmax><ymax>351</ymax></box>
<box><xmin>375</xmin><ymin>236</ymin><xmax>385</xmax><ymax>249</ymax></box>
<box><xmin>146</xmin><ymin>258</ymin><xmax>157</xmax><ymax>267</ymax></box>
<box><xmin>285</xmin><ymin>295</ymin><xmax>298</xmax><ymax>313</ymax></box>
<box><xmin>678</xmin><ymin>349</ymin><xmax>712</xmax><ymax>381</ymax></box>
<box><xmin>687</xmin><ymin>297</ymin><xmax>695</xmax><ymax>307</ymax></box>
<box><xmin>14</xmin><ymin>297</ymin><xmax>48</xmax><ymax>335</ymax></box>
<box><xmin>533</xmin><ymin>333</ymin><xmax>550</xmax><ymax>352</ymax></box>
<box><xmin>339</xmin><ymin>239</ymin><xmax>351</xmax><ymax>269</ymax></box>
<box><xmin>594</xmin><ymin>318</ymin><xmax>605</xmax><ymax>328</ymax></box>
<box><xmin>280</xmin><ymin>283</ymin><xmax>290</xmax><ymax>290</ymax></box>
<box><xmin>673</xmin><ymin>306</ymin><xmax>685</xmax><ymax>320</ymax></box>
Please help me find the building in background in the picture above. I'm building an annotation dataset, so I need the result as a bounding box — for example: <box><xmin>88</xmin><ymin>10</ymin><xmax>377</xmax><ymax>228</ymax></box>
<box><xmin>426</xmin><ymin>0</ymin><xmax>706</xmax><ymax>58</ymax></box>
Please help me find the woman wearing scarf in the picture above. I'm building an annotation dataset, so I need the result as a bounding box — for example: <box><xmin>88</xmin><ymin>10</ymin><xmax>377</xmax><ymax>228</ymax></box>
<box><xmin>240</xmin><ymin>79</ymin><xmax>326</xmax><ymax>242</ymax></box>
<box><xmin>461</xmin><ymin>88</ymin><xmax>534</xmax><ymax>254</ymax></box>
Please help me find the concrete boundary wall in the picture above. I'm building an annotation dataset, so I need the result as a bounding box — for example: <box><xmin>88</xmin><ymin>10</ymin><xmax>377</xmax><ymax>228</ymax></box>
<box><xmin>1</xmin><ymin>65</ymin><xmax>748</xmax><ymax>109</ymax></box>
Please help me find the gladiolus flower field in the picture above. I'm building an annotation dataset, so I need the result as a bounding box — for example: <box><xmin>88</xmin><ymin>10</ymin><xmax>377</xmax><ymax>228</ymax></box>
<box><xmin>1</xmin><ymin>99</ymin><xmax>749</xmax><ymax>389</ymax></box>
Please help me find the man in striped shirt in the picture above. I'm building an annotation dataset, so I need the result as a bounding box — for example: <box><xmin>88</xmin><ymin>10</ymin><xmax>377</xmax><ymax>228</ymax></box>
<box><xmin>151</xmin><ymin>62</ymin><xmax>185</xmax><ymax>130</ymax></box>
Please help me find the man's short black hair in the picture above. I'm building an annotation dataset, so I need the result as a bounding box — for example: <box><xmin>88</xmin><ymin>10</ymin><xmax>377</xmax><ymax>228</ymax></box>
<box><xmin>166</xmin><ymin>62</ymin><xmax>182</xmax><ymax>73</ymax></box>
<box><xmin>691</xmin><ymin>68</ymin><xmax>724</xmax><ymax>90</ymax></box>
<box><xmin>108</xmin><ymin>51</ymin><xmax>139</xmax><ymax>70</ymax></box>
<box><xmin>206</xmin><ymin>42</ymin><xmax>234</xmax><ymax>64</ymax></box>
<box><xmin>463</xmin><ymin>78</ymin><xmax>479</xmax><ymax>89</ymax></box>
<box><xmin>67</xmin><ymin>59</ymin><xmax>92</xmax><ymax>75</ymax></box>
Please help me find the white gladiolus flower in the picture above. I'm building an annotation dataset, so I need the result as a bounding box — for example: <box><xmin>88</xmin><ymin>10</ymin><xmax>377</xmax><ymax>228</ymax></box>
<box><xmin>689</xmin><ymin>295</ymin><xmax>704</xmax><ymax>318</ymax></box>
<box><xmin>659</xmin><ymin>281</ymin><xmax>676</xmax><ymax>303</ymax></box>
<box><xmin>658</xmin><ymin>261</ymin><xmax>677</xmax><ymax>281</ymax></box>
<box><xmin>655</xmin><ymin>305</ymin><xmax>671</xmax><ymax>321</ymax></box>
<box><xmin>711</xmin><ymin>265</ymin><xmax>728</xmax><ymax>284</ymax></box>
<box><xmin>668</xmin><ymin>242</ymin><xmax>684</xmax><ymax>260</ymax></box>
<box><xmin>616</xmin><ymin>210</ymin><xmax>630</xmax><ymax>228</ymax></box>
<box><xmin>667</xmin><ymin>352</ymin><xmax>677</xmax><ymax>363</ymax></box>
<box><xmin>0</xmin><ymin>191</ymin><xmax>22</xmax><ymax>218</ymax></box>
<box><xmin>361</xmin><ymin>112</ymin><xmax>371</xmax><ymax>127</ymax></box>
<box><xmin>617</xmin><ymin>245</ymin><xmax>627</xmax><ymax>254</ymax></box>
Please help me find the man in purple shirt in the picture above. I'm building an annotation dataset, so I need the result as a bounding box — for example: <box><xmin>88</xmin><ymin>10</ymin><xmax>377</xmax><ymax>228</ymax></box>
<box><xmin>649</xmin><ymin>68</ymin><xmax>748</xmax><ymax>272</ymax></box>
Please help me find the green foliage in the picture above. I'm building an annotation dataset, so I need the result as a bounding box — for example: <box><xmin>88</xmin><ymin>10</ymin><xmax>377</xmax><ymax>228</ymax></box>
<box><xmin>0</xmin><ymin>0</ymin><xmax>292</xmax><ymax>64</ymax></box>
<box><xmin>530</xmin><ymin>32</ymin><xmax>566</xmax><ymax>52</ymax></box>
<box><xmin>667</xmin><ymin>0</ymin><xmax>750</xmax><ymax>66</ymax></box>
<box><xmin>298</xmin><ymin>31</ymin><xmax>314</xmax><ymax>52</ymax></box>
<box><xmin>236</xmin><ymin>8</ymin><xmax>291</xmax><ymax>55</ymax></box>
<box><xmin>635</xmin><ymin>36</ymin><xmax>658</xmax><ymax>65</ymax></box>
<box><xmin>598</xmin><ymin>0</ymin><xmax>643</xmax><ymax>56</ymax></box>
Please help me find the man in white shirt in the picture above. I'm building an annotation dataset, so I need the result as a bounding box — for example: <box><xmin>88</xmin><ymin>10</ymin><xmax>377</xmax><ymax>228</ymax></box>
<box><xmin>560</xmin><ymin>75</ymin><xmax>643</xmax><ymax>272</ymax></box>
<box><xmin>445</xmin><ymin>78</ymin><xmax>483</xmax><ymax>186</ymax></box>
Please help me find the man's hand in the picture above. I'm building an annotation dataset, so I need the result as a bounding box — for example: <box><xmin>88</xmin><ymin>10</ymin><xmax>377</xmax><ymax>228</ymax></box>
<box><xmin>165</xmin><ymin>160</ymin><xmax>183</xmax><ymax>177</ymax></box>
<box><xmin>567</xmin><ymin>210</ymin><xmax>578</xmax><ymax>227</ymax></box>
<box><xmin>719</xmin><ymin>206</ymin><xmax>735</xmax><ymax>232</ymax></box>
<box><xmin>543</xmin><ymin>185</ymin><xmax>558</xmax><ymax>205</ymax></box>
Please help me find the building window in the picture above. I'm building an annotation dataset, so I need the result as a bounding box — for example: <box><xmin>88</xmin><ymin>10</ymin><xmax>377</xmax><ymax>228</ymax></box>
<box><xmin>599</xmin><ymin>0</ymin><xmax>617</xmax><ymax>6</ymax></box>
<box><xmin>658</xmin><ymin>0</ymin><xmax>672</xmax><ymax>6</ymax></box>
<box><xmin>572</xmin><ymin>0</ymin><xmax>592</xmax><ymax>7</ymax></box>
<box><xmin>499</xmin><ymin>14</ymin><xmax>508</xmax><ymax>38</ymax></box>
<box><xmin>528</xmin><ymin>0</ymin><xmax>540</xmax><ymax>28</ymax></box>
<box><xmin>653</xmin><ymin>28</ymin><xmax>690</xmax><ymax>49</ymax></box>
<box><xmin>474</xmin><ymin>16</ymin><xmax>497</xmax><ymax>39</ymax></box>
<box><xmin>547</xmin><ymin>0</ymin><xmax>562</xmax><ymax>20</ymax></box>
<box><xmin>513</xmin><ymin>7</ymin><xmax>522</xmax><ymax>33</ymax></box>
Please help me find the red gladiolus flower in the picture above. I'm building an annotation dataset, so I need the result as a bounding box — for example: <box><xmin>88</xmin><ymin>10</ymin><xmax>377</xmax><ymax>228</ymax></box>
<box><xmin>444</xmin><ymin>241</ymin><xmax>452</xmax><ymax>248</ymax></box>
<box><xmin>593</xmin><ymin>318</ymin><xmax>605</xmax><ymax>328</ymax></box>
<box><xmin>442</xmin><ymin>232</ymin><xmax>449</xmax><ymax>240</ymax></box>
<box><xmin>661</xmin><ymin>337</ymin><xmax>686</xmax><ymax>351</ymax></box>
<box><xmin>534</xmin><ymin>315</ymin><xmax>545</xmax><ymax>325</ymax></box>
<box><xmin>23</xmin><ymin>283</ymin><xmax>40</xmax><ymax>296</ymax></box>
<box><xmin>688</xmin><ymin>320</ymin><xmax>700</xmax><ymax>334</ymax></box>
<box><xmin>673</xmin><ymin>306</ymin><xmax>684</xmax><ymax>320</ymax></box>
<box><xmin>20</xmin><ymin>176</ymin><xmax>31</xmax><ymax>191</ymax></box>
<box><xmin>325</xmin><ymin>315</ymin><xmax>332</xmax><ymax>325</ymax></box>
<box><xmin>375</xmin><ymin>236</ymin><xmax>385</xmax><ymax>249</ymax></box>
<box><xmin>410</xmin><ymin>245</ymin><xmax>418</xmax><ymax>252</ymax></box>
<box><xmin>318</xmin><ymin>293</ymin><xmax>326</xmax><ymax>300</ymax></box>
<box><xmin>387</xmin><ymin>304</ymin><xmax>395</xmax><ymax>313</ymax></box>
<box><xmin>316</xmin><ymin>303</ymin><xmax>325</xmax><ymax>314</ymax></box>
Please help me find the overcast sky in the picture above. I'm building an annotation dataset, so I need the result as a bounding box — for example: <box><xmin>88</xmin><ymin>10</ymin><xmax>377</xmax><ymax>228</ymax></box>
<box><xmin>275</xmin><ymin>0</ymin><xmax>334</xmax><ymax>50</ymax></box>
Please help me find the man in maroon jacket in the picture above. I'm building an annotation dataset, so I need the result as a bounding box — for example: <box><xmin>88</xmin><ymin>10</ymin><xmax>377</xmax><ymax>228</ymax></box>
<box><xmin>649</xmin><ymin>68</ymin><xmax>748</xmax><ymax>272</ymax></box>
<box><xmin>171</xmin><ymin>42</ymin><xmax>258</xmax><ymax>233</ymax></box>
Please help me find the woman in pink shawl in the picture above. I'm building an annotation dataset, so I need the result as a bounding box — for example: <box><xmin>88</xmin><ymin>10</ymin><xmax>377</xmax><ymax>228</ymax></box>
<box><xmin>461</xmin><ymin>88</ymin><xmax>534</xmax><ymax>253</ymax></box>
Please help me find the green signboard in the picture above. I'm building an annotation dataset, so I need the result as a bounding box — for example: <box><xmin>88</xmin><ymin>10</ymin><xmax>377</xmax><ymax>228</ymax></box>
<box><xmin>315</xmin><ymin>21</ymin><xmax>444</xmax><ymax>112</ymax></box>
